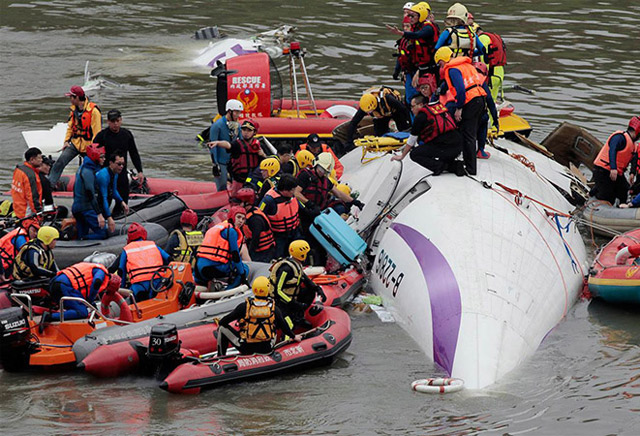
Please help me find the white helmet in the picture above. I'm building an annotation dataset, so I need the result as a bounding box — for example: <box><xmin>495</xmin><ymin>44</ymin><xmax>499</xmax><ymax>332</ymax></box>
<box><xmin>315</xmin><ymin>152</ymin><xmax>334</xmax><ymax>172</ymax></box>
<box><xmin>225</xmin><ymin>99</ymin><xmax>244</xmax><ymax>112</ymax></box>
<box><xmin>403</xmin><ymin>2</ymin><xmax>415</xmax><ymax>10</ymax></box>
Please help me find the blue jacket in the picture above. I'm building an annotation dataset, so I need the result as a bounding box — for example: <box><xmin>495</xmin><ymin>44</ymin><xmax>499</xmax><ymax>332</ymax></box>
<box><xmin>96</xmin><ymin>167</ymin><xmax>123</xmax><ymax>218</ymax></box>
<box><xmin>72</xmin><ymin>158</ymin><xmax>101</xmax><ymax>214</ymax></box>
<box><xmin>209</xmin><ymin>116</ymin><xmax>236</xmax><ymax>165</ymax></box>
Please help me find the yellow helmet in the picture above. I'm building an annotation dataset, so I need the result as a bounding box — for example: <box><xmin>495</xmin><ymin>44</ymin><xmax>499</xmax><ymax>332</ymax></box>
<box><xmin>296</xmin><ymin>149</ymin><xmax>315</xmax><ymax>169</ymax></box>
<box><xmin>259</xmin><ymin>157</ymin><xmax>281</xmax><ymax>178</ymax></box>
<box><xmin>410</xmin><ymin>2</ymin><xmax>431</xmax><ymax>22</ymax></box>
<box><xmin>289</xmin><ymin>240</ymin><xmax>311</xmax><ymax>262</ymax></box>
<box><xmin>446</xmin><ymin>2</ymin><xmax>468</xmax><ymax>22</ymax></box>
<box><xmin>336</xmin><ymin>183</ymin><xmax>351</xmax><ymax>197</ymax></box>
<box><xmin>359</xmin><ymin>93</ymin><xmax>378</xmax><ymax>113</ymax></box>
<box><xmin>434</xmin><ymin>46</ymin><xmax>453</xmax><ymax>64</ymax></box>
<box><xmin>252</xmin><ymin>276</ymin><xmax>271</xmax><ymax>298</ymax></box>
<box><xmin>315</xmin><ymin>152</ymin><xmax>334</xmax><ymax>172</ymax></box>
<box><xmin>37</xmin><ymin>226</ymin><xmax>59</xmax><ymax>245</ymax></box>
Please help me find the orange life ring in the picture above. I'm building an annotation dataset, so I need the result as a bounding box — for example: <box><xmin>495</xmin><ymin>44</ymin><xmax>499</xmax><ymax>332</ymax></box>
<box><xmin>100</xmin><ymin>291</ymin><xmax>134</xmax><ymax>323</ymax></box>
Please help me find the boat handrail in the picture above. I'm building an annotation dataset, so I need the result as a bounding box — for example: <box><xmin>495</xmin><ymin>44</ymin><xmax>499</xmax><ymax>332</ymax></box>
<box><xmin>59</xmin><ymin>296</ymin><xmax>133</xmax><ymax>325</ymax></box>
<box><xmin>10</xmin><ymin>293</ymin><xmax>33</xmax><ymax>320</ymax></box>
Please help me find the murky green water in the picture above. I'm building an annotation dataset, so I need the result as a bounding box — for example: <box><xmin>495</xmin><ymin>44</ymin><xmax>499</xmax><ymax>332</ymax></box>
<box><xmin>1</xmin><ymin>1</ymin><xmax>639</xmax><ymax>434</ymax></box>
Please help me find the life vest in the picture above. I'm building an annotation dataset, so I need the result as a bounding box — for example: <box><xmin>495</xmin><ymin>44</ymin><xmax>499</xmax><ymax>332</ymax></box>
<box><xmin>0</xmin><ymin>228</ymin><xmax>27</xmax><ymax>271</ymax></box>
<box><xmin>69</xmin><ymin>101</ymin><xmax>99</xmax><ymax>141</ymax></box>
<box><xmin>198</xmin><ymin>222</ymin><xmax>244</xmax><ymax>263</ymax></box>
<box><xmin>263</xmin><ymin>188</ymin><xmax>300</xmax><ymax>233</ymax></box>
<box><xmin>299</xmin><ymin>143</ymin><xmax>330</xmax><ymax>155</ymax></box>
<box><xmin>168</xmin><ymin>229</ymin><xmax>204</xmax><ymax>265</ymax></box>
<box><xmin>418</xmin><ymin>103</ymin><xmax>458</xmax><ymax>143</ymax></box>
<box><xmin>123</xmin><ymin>240</ymin><xmax>163</xmax><ymax>284</ymax></box>
<box><xmin>410</xmin><ymin>21</ymin><xmax>440</xmax><ymax>68</ymax></box>
<box><xmin>362</xmin><ymin>86</ymin><xmax>403</xmax><ymax>119</ymax></box>
<box><xmin>446</xmin><ymin>25</ymin><xmax>475</xmax><ymax>58</ymax></box>
<box><xmin>269</xmin><ymin>257</ymin><xmax>303</xmax><ymax>300</ymax></box>
<box><xmin>12</xmin><ymin>240</ymin><xmax>55</xmax><ymax>280</ymax></box>
<box><xmin>230</xmin><ymin>138</ymin><xmax>262</xmax><ymax>180</ymax></box>
<box><xmin>439</xmin><ymin>89</ymin><xmax>456</xmax><ymax>106</ymax></box>
<box><xmin>593</xmin><ymin>131</ymin><xmax>635</xmax><ymax>176</ymax></box>
<box><xmin>443</xmin><ymin>57</ymin><xmax>487</xmax><ymax>105</ymax></box>
<box><xmin>239</xmin><ymin>297</ymin><xmax>276</xmax><ymax>343</ymax></box>
<box><xmin>482</xmin><ymin>31</ymin><xmax>507</xmax><ymax>67</ymax></box>
<box><xmin>58</xmin><ymin>262</ymin><xmax>109</xmax><ymax>298</ymax></box>
<box><xmin>396</xmin><ymin>36</ymin><xmax>415</xmax><ymax>73</ymax></box>
<box><xmin>243</xmin><ymin>207</ymin><xmax>275</xmax><ymax>253</ymax></box>
<box><xmin>299</xmin><ymin>168</ymin><xmax>333</xmax><ymax>210</ymax></box>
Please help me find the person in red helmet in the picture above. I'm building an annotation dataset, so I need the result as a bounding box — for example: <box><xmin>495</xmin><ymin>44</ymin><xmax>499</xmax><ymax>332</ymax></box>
<box><xmin>0</xmin><ymin>218</ymin><xmax>39</xmax><ymax>279</ymax></box>
<box><xmin>164</xmin><ymin>209</ymin><xmax>203</xmax><ymax>266</ymax></box>
<box><xmin>72</xmin><ymin>143</ymin><xmax>108</xmax><ymax>240</ymax></box>
<box><xmin>593</xmin><ymin>116</ymin><xmax>640</xmax><ymax>205</ymax></box>
<box><xmin>118</xmin><ymin>222</ymin><xmax>170</xmax><ymax>301</ymax></box>
<box><xmin>228</xmin><ymin>119</ymin><xmax>266</xmax><ymax>197</ymax></box>
<box><xmin>237</xmin><ymin>188</ymin><xmax>276</xmax><ymax>262</ymax></box>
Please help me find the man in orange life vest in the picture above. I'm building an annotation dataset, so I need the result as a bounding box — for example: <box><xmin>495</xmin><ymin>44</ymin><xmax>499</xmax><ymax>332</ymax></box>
<box><xmin>392</xmin><ymin>94</ymin><xmax>464</xmax><ymax>176</ymax></box>
<box><xmin>259</xmin><ymin>174</ymin><xmax>303</xmax><ymax>259</ymax></box>
<box><xmin>592</xmin><ymin>116</ymin><xmax>640</xmax><ymax>205</ymax></box>
<box><xmin>48</xmin><ymin>263</ymin><xmax>121</xmax><ymax>321</ymax></box>
<box><xmin>118</xmin><ymin>223</ymin><xmax>170</xmax><ymax>301</ymax></box>
<box><xmin>11</xmin><ymin>147</ymin><xmax>44</xmax><ymax>219</ymax></box>
<box><xmin>49</xmin><ymin>86</ymin><xmax>102</xmax><ymax>188</ymax></box>
<box><xmin>236</xmin><ymin>188</ymin><xmax>276</xmax><ymax>263</ymax></box>
<box><xmin>228</xmin><ymin>119</ymin><xmax>266</xmax><ymax>197</ymax></box>
<box><xmin>298</xmin><ymin>133</ymin><xmax>344</xmax><ymax>179</ymax></box>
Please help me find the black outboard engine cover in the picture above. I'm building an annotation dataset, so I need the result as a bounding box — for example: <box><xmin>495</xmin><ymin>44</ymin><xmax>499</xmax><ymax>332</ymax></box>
<box><xmin>0</xmin><ymin>307</ymin><xmax>27</xmax><ymax>335</ymax></box>
<box><xmin>11</xmin><ymin>278</ymin><xmax>52</xmax><ymax>304</ymax></box>
<box><xmin>147</xmin><ymin>323</ymin><xmax>180</xmax><ymax>359</ymax></box>
<box><xmin>0</xmin><ymin>307</ymin><xmax>30</xmax><ymax>372</ymax></box>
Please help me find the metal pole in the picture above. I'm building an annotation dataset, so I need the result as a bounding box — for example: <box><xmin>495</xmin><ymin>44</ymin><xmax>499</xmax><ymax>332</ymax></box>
<box><xmin>291</xmin><ymin>55</ymin><xmax>301</xmax><ymax>118</ymax></box>
<box><xmin>288</xmin><ymin>54</ymin><xmax>295</xmax><ymax>109</ymax></box>
<box><xmin>299</xmin><ymin>54</ymin><xmax>318</xmax><ymax>116</ymax></box>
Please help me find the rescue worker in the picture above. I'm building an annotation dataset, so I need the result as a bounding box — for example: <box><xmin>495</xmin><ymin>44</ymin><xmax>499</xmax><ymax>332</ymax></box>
<box><xmin>295</xmin><ymin>149</ymin><xmax>316</xmax><ymax>174</ymax></box>
<box><xmin>118</xmin><ymin>222</ymin><xmax>170</xmax><ymax>301</ymax></box>
<box><xmin>435</xmin><ymin>46</ymin><xmax>488</xmax><ymax>175</ymax></box>
<box><xmin>236</xmin><ymin>188</ymin><xmax>276</xmax><ymax>262</ymax></box>
<box><xmin>260</xmin><ymin>175</ymin><xmax>302</xmax><ymax>259</ymax></box>
<box><xmin>164</xmin><ymin>209</ymin><xmax>203</xmax><ymax>267</ymax></box>
<box><xmin>434</xmin><ymin>3</ymin><xmax>485</xmax><ymax>59</ymax></box>
<box><xmin>195</xmin><ymin>206</ymin><xmax>249</xmax><ymax>289</ymax></box>
<box><xmin>38</xmin><ymin>156</ymin><xmax>55</xmax><ymax>212</ymax></box>
<box><xmin>94</xmin><ymin>109</ymin><xmax>144</xmax><ymax>215</ymax></box>
<box><xmin>216</xmin><ymin>276</ymin><xmax>301</xmax><ymax>357</ymax></box>
<box><xmin>297</xmin><ymin>134</ymin><xmax>344</xmax><ymax>179</ymax></box>
<box><xmin>49</xmin><ymin>263</ymin><xmax>121</xmax><ymax>321</ymax></box>
<box><xmin>11</xmin><ymin>147</ymin><xmax>43</xmax><ymax>219</ymax></box>
<box><xmin>592</xmin><ymin>116</ymin><xmax>640</xmax><ymax>205</ymax></box>
<box><xmin>255</xmin><ymin>157</ymin><xmax>282</xmax><ymax>202</ymax></box>
<box><xmin>96</xmin><ymin>150</ymin><xmax>128</xmax><ymax>235</ymax></box>
<box><xmin>206</xmin><ymin>99</ymin><xmax>244</xmax><ymax>191</ymax></box>
<box><xmin>12</xmin><ymin>226</ymin><xmax>59</xmax><ymax>281</ymax></box>
<box><xmin>392</xmin><ymin>94</ymin><xmax>464</xmax><ymax>176</ymax></box>
<box><xmin>473</xmin><ymin>24</ymin><xmax>507</xmax><ymax>102</ymax></box>
<box><xmin>391</xmin><ymin>16</ymin><xmax>417</xmax><ymax>101</ymax></box>
<box><xmin>269</xmin><ymin>240</ymin><xmax>327</xmax><ymax>329</ymax></box>
<box><xmin>472</xmin><ymin>62</ymin><xmax>500</xmax><ymax>159</ymax></box>
<box><xmin>345</xmin><ymin>87</ymin><xmax>411</xmax><ymax>148</ymax></box>
<box><xmin>72</xmin><ymin>143</ymin><xmax>108</xmax><ymax>240</ymax></box>
<box><xmin>49</xmin><ymin>86</ymin><xmax>102</xmax><ymax>188</ymax></box>
<box><xmin>228</xmin><ymin>119</ymin><xmax>266</xmax><ymax>196</ymax></box>
<box><xmin>277</xmin><ymin>144</ymin><xmax>298</xmax><ymax>176</ymax></box>
<box><xmin>0</xmin><ymin>218</ymin><xmax>39</xmax><ymax>278</ymax></box>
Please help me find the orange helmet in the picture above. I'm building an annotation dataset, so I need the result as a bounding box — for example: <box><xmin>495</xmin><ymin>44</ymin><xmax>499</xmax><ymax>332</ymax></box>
<box><xmin>127</xmin><ymin>222</ymin><xmax>147</xmax><ymax>243</ymax></box>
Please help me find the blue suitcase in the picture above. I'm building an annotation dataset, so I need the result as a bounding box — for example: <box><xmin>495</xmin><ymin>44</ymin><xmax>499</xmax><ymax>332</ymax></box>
<box><xmin>309</xmin><ymin>208</ymin><xmax>367</xmax><ymax>266</ymax></box>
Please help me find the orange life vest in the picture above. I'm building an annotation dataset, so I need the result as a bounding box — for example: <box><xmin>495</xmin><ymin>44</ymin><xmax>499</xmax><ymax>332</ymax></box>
<box><xmin>418</xmin><ymin>104</ymin><xmax>458</xmax><ymax>143</ymax></box>
<box><xmin>264</xmin><ymin>188</ymin><xmax>300</xmax><ymax>233</ymax></box>
<box><xmin>198</xmin><ymin>222</ymin><xmax>244</xmax><ymax>263</ymax></box>
<box><xmin>0</xmin><ymin>228</ymin><xmax>28</xmax><ymax>271</ymax></box>
<box><xmin>123</xmin><ymin>241</ymin><xmax>163</xmax><ymax>284</ymax></box>
<box><xmin>243</xmin><ymin>207</ymin><xmax>275</xmax><ymax>253</ymax></box>
<box><xmin>593</xmin><ymin>131</ymin><xmax>635</xmax><ymax>175</ymax></box>
<box><xmin>299</xmin><ymin>143</ymin><xmax>329</xmax><ymax>154</ymax></box>
<box><xmin>58</xmin><ymin>262</ymin><xmax>109</xmax><ymax>298</ymax></box>
<box><xmin>443</xmin><ymin>57</ymin><xmax>487</xmax><ymax>105</ymax></box>
<box><xmin>69</xmin><ymin>101</ymin><xmax>99</xmax><ymax>141</ymax></box>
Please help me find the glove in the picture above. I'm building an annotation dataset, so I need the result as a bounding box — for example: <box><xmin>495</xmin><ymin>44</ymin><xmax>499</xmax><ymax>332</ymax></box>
<box><xmin>305</xmin><ymin>201</ymin><xmax>321</xmax><ymax>218</ymax></box>
<box><xmin>351</xmin><ymin>199</ymin><xmax>365</xmax><ymax>209</ymax></box>
<box><xmin>211</xmin><ymin>163</ymin><xmax>221</xmax><ymax>178</ymax></box>
<box><xmin>392</xmin><ymin>71</ymin><xmax>400</xmax><ymax>81</ymax></box>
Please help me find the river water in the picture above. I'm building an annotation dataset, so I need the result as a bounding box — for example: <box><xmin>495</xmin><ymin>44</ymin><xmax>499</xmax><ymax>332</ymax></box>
<box><xmin>1</xmin><ymin>0</ymin><xmax>640</xmax><ymax>434</ymax></box>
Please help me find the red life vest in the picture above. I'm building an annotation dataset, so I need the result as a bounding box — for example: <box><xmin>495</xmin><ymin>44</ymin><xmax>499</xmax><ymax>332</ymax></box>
<box><xmin>243</xmin><ymin>207</ymin><xmax>275</xmax><ymax>253</ymax></box>
<box><xmin>264</xmin><ymin>188</ymin><xmax>300</xmax><ymax>233</ymax></box>
<box><xmin>0</xmin><ymin>228</ymin><xmax>27</xmax><ymax>270</ymax></box>
<box><xmin>198</xmin><ymin>222</ymin><xmax>244</xmax><ymax>263</ymax></box>
<box><xmin>482</xmin><ymin>31</ymin><xmax>507</xmax><ymax>67</ymax></box>
<box><xmin>417</xmin><ymin>104</ymin><xmax>458</xmax><ymax>143</ymax></box>
<box><xmin>396</xmin><ymin>36</ymin><xmax>415</xmax><ymax>73</ymax></box>
<box><xmin>299</xmin><ymin>168</ymin><xmax>333</xmax><ymax>210</ymax></box>
<box><xmin>69</xmin><ymin>101</ymin><xmax>99</xmax><ymax>141</ymax></box>
<box><xmin>443</xmin><ymin>57</ymin><xmax>487</xmax><ymax>105</ymax></box>
<box><xmin>58</xmin><ymin>262</ymin><xmax>109</xmax><ymax>298</ymax></box>
<box><xmin>593</xmin><ymin>131</ymin><xmax>635</xmax><ymax>176</ymax></box>
<box><xmin>123</xmin><ymin>241</ymin><xmax>163</xmax><ymax>284</ymax></box>
<box><xmin>230</xmin><ymin>138</ymin><xmax>262</xmax><ymax>180</ymax></box>
<box><xmin>410</xmin><ymin>21</ymin><xmax>440</xmax><ymax>68</ymax></box>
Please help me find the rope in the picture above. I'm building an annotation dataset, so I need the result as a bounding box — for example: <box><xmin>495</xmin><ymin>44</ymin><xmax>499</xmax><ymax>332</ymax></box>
<box><xmin>493</xmin><ymin>182</ymin><xmax>572</xmax><ymax>218</ymax></box>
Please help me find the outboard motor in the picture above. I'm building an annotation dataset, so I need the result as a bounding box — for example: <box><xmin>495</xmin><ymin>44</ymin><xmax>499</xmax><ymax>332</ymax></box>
<box><xmin>146</xmin><ymin>323</ymin><xmax>182</xmax><ymax>379</ymax></box>
<box><xmin>0</xmin><ymin>307</ymin><xmax>31</xmax><ymax>372</ymax></box>
<box><xmin>10</xmin><ymin>278</ymin><xmax>52</xmax><ymax>307</ymax></box>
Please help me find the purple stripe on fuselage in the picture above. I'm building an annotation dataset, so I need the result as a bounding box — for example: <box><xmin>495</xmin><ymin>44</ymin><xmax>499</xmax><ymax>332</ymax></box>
<box><xmin>390</xmin><ymin>222</ymin><xmax>462</xmax><ymax>375</ymax></box>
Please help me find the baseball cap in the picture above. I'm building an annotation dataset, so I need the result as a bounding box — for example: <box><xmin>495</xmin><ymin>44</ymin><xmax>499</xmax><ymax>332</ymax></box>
<box><xmin>107</xmin><ymin>109</ymin><xmax>122</xmax><ymax>121</ymax></box>
<box><xmin>65</xmin><ymin>85</ymin><xmax>85</xmax><ymax>98</ymax></box>
<box><xmin>306</xmin><ymin>133</ymin><xmax>321</xmax><ymax>146</ymax></box>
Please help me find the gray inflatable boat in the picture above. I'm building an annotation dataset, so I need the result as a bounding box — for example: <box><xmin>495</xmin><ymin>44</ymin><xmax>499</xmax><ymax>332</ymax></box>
<box><xmin>582</xmin><ymin>198</ymin><xmax>640</xmax><ymax>237</ymax></box>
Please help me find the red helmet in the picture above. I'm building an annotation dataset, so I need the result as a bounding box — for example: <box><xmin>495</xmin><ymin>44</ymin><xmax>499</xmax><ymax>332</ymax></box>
<box><xmin>235</xmin><ymin>188</ymin><xmax>256</xmax><ymax>205</ymax></box>
<box><xmin>473</xmin><ymin>61</ymin><xmax>488</xmax><ymax>77</ymax></box>
<box><xmin>629</xmin><ymin>116</ymin><xmax>640</xmax><ymax>137</ymax></box>
<box><xmin>228</xmin><ymin>205</ymin><xmax>246</xmax><ymax>225</ymax></box>
<box><xmin>127</xmin><ymin>222</ymin><xmax>147</xmax><ymax>243</ymax></box>
<box><xmin>106</xmin><ymin>274</ymin><xmax>122</xmax><ymax>293</ymax></box>
<box><xmin>241</xmin><ymin>119</ymin><xmax>259</xmax><ymax>133</ymax></box>
<box><xmin>20</xmin><ymin>217</ymin><xmax>41</xmax><ymax>231</ymax></box>
<box><xmin>417</xmin><ymin>74</ymin><xmax>437</xmax><ymax>91</ymax></box>
<box><xmin>180</xmin><ymin>209</ymin><xmax>198</xmax><ymax>228</ymax></box>
<box><xmin>86</xmin><ymin>143</ymin><xmax>105</xmax><ymax>163</ymax></box>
